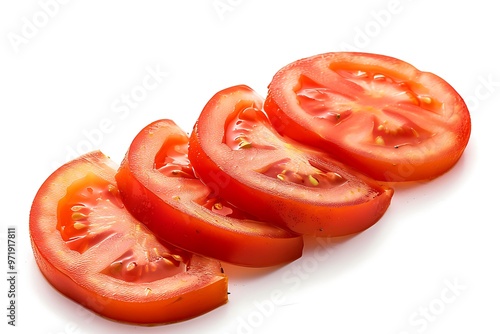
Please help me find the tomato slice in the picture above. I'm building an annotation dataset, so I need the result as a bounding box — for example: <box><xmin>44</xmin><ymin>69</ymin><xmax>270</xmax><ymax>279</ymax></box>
<box><xmin>264</xmin><ymin>52</ymin><xmax>472</xmax><ymax>181</ymax></box>
<box><xmin>29</xmin><ymin>151</ymin><xmax>228</xmax><ymax>324</ymax></box>
<box><xmin>188</xmin><ymin>85</ymin><xmax>394</xmax><ymax>236</ymax></box>
<box><xmin>115</xmin><ymin>119</ymin><xmax>303</xmax><ymax>267</ymax></box>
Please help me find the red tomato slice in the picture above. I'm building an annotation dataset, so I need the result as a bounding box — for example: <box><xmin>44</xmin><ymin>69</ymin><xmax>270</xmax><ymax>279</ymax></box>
<box><xmin>115</xmin><ymin>119</ymin><xmax>303</xmax><ymax>267</ymax></box>
<box><xmin>264</xmin><ymin>52</ymin><xmax>472</xmax><ymax>181</ymax></box>
<box><xmin>188</xmin><ymin>85</ymin><xmax>394</xmax><ymax>236</ymax></box>
<box><xmin>29</xmin><ymin>151</ymin><xmax>228</xmax><ymax>324</ymax></box>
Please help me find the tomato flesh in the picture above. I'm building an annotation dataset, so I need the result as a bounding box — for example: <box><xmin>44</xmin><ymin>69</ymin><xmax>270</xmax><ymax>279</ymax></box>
<box><xmin>225</xmin><ymin>105</ymin><xmax>346</xmax><ymax>189</ymax></box>
<box><xmin>57</xmin><ymin>172</ymin><xmax>187</xmax><ymax>283</ymax></box>
<box><xmin>265</xmin><ymin>52</ymin><xmax>471</xmax><ymax>181</ymax></box>
<box><xmin>189</xmin><ymin>85</ymin><xmax>394</xmax><ymax>236</ymax></box>
<box><xmin>29</xmin><ymin>151</ymin><xmax>228</xmax><ymax>324</ymax></box>
<box><xmin>115</xmin><ymin>119</ymin><xmax>303</xmax><ymax>267</ymax></box>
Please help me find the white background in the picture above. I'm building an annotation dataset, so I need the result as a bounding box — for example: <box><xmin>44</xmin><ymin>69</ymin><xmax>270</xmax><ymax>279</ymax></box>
<box><xmin>1</xmin><ymin>1</ymin><xmax>499</xmax><ymax>333</ymax></box>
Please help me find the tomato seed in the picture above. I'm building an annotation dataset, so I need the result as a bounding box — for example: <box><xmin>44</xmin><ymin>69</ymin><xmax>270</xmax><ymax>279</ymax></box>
<box><xmin>308</xmin><ymin>175</ymin><xmax>320</xmax><ymax>186</ymax></box>
<box><xmin>73</xmin><ymin>222</ymin><xmax>86</xmax><ymax>230</ymax></box>
<box><xmin>71</xmin><ymin>212</ymin><xmax>87</xmax><ymax>220</ymax></box>
<box><xmin>375</xmin><ymin>136</ymin><xmax>385</xmax><ymax>146</ymax></box>
<box><xmin>70</xmin><ymin>205</ymin><xmax>85</xmax><ymax>212</ymax></box>
<box><xmin>126</xmin><ymin>262</ymin><xmax>137</xmax><ymax>271</ymax></box>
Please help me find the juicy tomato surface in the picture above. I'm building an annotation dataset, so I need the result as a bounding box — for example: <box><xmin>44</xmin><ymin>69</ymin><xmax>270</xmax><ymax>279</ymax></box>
<box><xmin>115</xmin><ymin>119</ymin><xmax>303</xmax><ymax>267</ymax></box>
<box><xmin>264</xmin><ymin>52</ymin><xmax>472</xmax><ymax>182</ymax></box>
<box><xmin>29</xmin><ymin>151</ymin><xmax>228</xmax><ymax>325</ymax></box>
<box><xmin>188</xmin><ymin>85</ymin><xmax>394</xmax><ymax>236</ymax></box>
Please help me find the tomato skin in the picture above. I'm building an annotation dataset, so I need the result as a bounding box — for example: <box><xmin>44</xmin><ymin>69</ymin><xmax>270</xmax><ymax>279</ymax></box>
<box><xmin>189</xmin><ymin>85</ymin><xmax>394</xmax><ymax>236</ymax></box>
<box><xmin>29</xmin><ymin>151</ymin><xmax>228</xmax><ymax>324</ymax></box>
<box><xmin>115</xmin><ymin>119</ymin><xmax>303</xmax><ymax>267</ymax></box>
<box><xmin>30</xmin><ymin>240</ymin><xmax>227</xmax><ymax>324</ymax></box>
<box><xmin>265</xmin><ymin>52</ymin><xmax>472</xmax><ymax>182</ymax></box>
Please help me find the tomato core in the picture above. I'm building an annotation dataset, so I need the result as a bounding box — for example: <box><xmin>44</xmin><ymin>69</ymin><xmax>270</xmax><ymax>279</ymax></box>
<box><xmin>296</xmin><ymin>68</ymin><xmax>441</xmax><ymax>149</ymax></box>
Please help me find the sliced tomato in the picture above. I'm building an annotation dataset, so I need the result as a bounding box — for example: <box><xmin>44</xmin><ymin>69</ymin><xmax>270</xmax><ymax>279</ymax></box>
<box><xmin>264</xmin><ymin>52</ymin><xmax>472</xmax><ymax>181</ymax></box>
<box><xmin>29</xmin><ymin>151</ymin><xmax>228</xmax><ymax>324</ymax></box>
<box><xmin>115</xmin><ymin>119</ymin><xmax>303</xmax><ymax>267</ymax></box>
<box><xmin>188</xmin><ymin>85</ymin><xmax>394</xmax><ymax>236</ymax></box>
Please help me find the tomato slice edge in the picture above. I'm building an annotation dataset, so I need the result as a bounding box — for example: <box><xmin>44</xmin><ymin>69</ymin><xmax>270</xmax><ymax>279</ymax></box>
<box><xmin>115</xmin><ymin>119</ymin><xmax>304</xmax><ymax>267</ymax></box>
<box><xmin>265</xmin><ymin>52</ymin><xmax>471</xmax><ymax>181</ymax></box>
<box><xmin>29</xmin><ymin>151</ymin><xmax>228</xmax><ymax>324</ymax></box>
<box><xmin>189</xmin><ymin>85</ymin><xmax>393</xmax><ymax>236</ymax></box>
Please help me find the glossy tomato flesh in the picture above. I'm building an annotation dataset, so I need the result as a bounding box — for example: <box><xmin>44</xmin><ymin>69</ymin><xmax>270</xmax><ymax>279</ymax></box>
<box><xmin>189</xmin><ymin>85</ymin><xmax>394</xmax><ymax>236</ymax></box>
<box><xmin>115</xmin><ymin>119</ymin><xmax>303</xmax><ymax>267</ymax></box>
<box><xmin>29</xmin><ymin>151</ymin><xmax>228</xmax><ymax>324</ymax></box>
<box><xmin>265</xmin><ymin>52</ymin><xmax>471</xmax><ymax>181</ymax></box>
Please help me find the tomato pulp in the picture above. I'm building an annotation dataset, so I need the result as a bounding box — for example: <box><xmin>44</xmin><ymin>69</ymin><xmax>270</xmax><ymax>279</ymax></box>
<box><xmin>115</xmin><ymin>119</ymin><xmax>303</xmax><ymax>267</ymax></box>
<box><xmin>265</xmin><ymin>52</ymin><xmax>471</xmax><ymax>181</ymax></box>
<box><xmin>189</xmin><ymin>85</ymin><xmax>394</xmax><ymax>236</ymax></box>
<box><xmin>29</xmin><ymin>151</ymin><xmax>228</xmax><ymax>324</ymax></box>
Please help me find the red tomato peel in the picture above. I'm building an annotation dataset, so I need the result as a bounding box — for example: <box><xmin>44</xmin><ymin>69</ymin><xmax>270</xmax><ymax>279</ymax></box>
<box><xmin>115</xmin><ymin>119</ymin><xmax>304</xmax><ymax>267</ymax></box>
<box><xmin>265</xmin><ymin>52</ymin><xmax>471</xmax><ymax>181</ymax></box>
<box><xmin>29</xmin><ymin>151</ymin><xmax>228</xmax><ymax>325</ymax></box>
<box><xmin>189</xmin><ymin>85</ymin><xmax>394</xmax><ymax>236</ymax></box>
